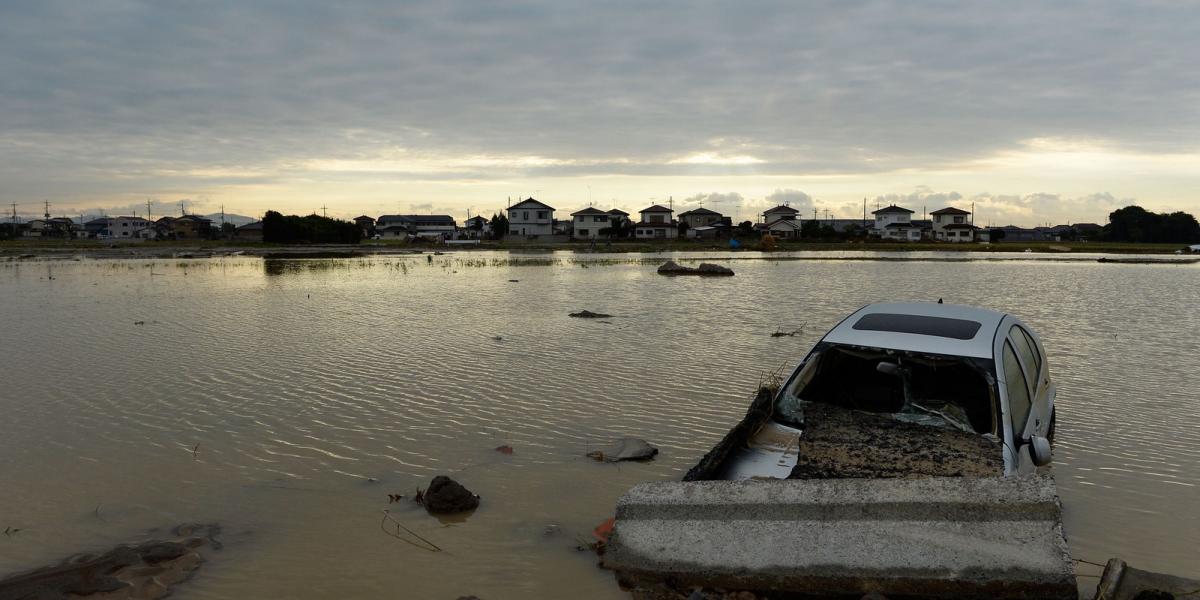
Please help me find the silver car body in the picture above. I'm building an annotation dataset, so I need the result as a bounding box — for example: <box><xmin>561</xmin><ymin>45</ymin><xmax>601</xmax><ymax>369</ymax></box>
<box><xmin>775</xmin><ymin>302</ymin><xmax>1056</xmax><ymax>476</ymax></box>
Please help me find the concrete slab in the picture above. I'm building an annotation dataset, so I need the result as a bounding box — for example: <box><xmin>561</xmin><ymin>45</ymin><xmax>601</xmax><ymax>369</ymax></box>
<box><xmin>604</xmin><ymin>476</ymin><xmax>1076</xmax><ymax>599</ymax></box>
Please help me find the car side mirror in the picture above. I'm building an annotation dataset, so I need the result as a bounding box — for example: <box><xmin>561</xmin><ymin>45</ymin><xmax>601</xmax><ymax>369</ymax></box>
<box><xmin>1029</xmin><ymin>435</ymin><xmax>1052</xmax><ymax>466</ymax></box>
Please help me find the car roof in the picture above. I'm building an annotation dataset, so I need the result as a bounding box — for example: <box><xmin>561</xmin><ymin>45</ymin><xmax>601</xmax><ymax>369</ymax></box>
<box><xmin>822</xmin><ymin>302</ymin><xmax>1008</xmax><ymax>359</ymax></box>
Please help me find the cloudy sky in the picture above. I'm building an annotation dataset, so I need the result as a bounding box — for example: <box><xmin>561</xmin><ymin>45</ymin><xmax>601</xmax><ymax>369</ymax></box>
<box><xmin>2</xmin><ymin>1</ymin><xmax>1198</xmax><ymax>226</ymax></box>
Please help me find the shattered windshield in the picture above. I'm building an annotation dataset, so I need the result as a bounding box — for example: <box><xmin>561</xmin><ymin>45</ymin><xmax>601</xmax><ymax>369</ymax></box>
<box><xmin>776</xmin><ymin>343</ymin><xmax>998</xmax><ymax>435</ymax></box>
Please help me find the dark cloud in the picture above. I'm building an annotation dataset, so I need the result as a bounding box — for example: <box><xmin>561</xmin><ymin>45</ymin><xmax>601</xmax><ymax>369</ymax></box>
<box><xmin>1</xmin><ymin>1</ymin><xmax>1197</xmax><ymax>216</ymax></box>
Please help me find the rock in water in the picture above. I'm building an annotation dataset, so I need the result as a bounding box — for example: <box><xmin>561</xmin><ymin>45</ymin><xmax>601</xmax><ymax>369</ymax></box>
<box><xmin>423</xmin><ymin>476</ymin><xmax>480</xmax><ymax>514</ymax></box>
<box><xmin>569</xmin><ymin>310</ymin><xmax>612</xmax><ymax>318</ymax></box>
<box><xmin>695</xmin><ymin>263</ymin><xmax>735</xmax><ymax>276</ymax></box>
<box><xmin>587</xmin><ymin>438</ymin><xmax>659</xmax><ymax>462</ymax></box>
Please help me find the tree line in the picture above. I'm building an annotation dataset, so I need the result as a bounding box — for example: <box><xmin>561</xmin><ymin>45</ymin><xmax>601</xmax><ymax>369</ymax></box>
<box><xmin>262</xmin><ymin>211</ymin><xmax>362</xmax><ymax>244</ymax></box>
<box><xmin>1101</xmin><ymin>206</ymin><xmax>1199</xmax><ymax>243</ymax></box>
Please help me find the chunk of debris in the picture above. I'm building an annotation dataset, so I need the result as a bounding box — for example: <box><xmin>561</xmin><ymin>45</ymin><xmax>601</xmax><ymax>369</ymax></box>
<box><xmin>422</xmin><ymin>476</ymin><xmax>480</xmax><ymax>514</ymax></box>
<box><xmin>569</xmin><ymin>310</ymin><xmax>613</xmax><ymax>318</ymax></box>
<box><xmin>587</xmin><ymin>438</ymin><xmax>659</xmax><ymax>462</ymax></box>
<box><xmin>494</xmin><ymin>445</ymin><xmax>514</xmax><ymax>455</ymax></box>
<box><xmin>657</xmin><ymin>261</ymin><xmax>735</xmax><ymax>276</ymax></box>
<box><xmin>0</xmin><ymin>523</ymin><xmax>219</xmax><ymax>600</ymax></box>
<box><xmin>508</xmin><ymin>279</ymin><xmax>519</xmax><ymax>282</ymax></box>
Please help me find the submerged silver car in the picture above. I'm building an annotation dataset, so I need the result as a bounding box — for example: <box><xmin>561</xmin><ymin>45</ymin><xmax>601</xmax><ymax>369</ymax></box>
<box><xmin>731</xmin><ymin>302</ymin><xmax>1056</xmax><ymax>479</ymax></box>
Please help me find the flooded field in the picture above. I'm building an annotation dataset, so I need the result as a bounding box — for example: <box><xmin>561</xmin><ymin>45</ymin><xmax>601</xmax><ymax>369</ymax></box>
<box><xmin>1</xmin><ymin>251</ymin><xmax>1198</xmax><ymax>598</ymax></box>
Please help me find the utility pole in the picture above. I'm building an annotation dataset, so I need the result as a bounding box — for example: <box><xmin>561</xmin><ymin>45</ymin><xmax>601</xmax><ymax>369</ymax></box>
<box><xmin>179</xmin><ymin>201</ymin><xmax>186</xmax><ymax>216</ymax></box>
<box><xmin>321</xmin><ymin>205</ymin><xmax>327</xmax><ymax>218</ymax></box>
<box><xmin>863</xmin><ymin>198</ymin><xmax>867</xmax><ymax>228</ymax></box>
<box><xmin>220</xmin><ymin>204</ymin><xmax>226</xmax><ymax>228</ymax></box>
<box><xmin>44</xmin><ymin>201</ymin><xmax>50</xmax><ymax>220</ymax></box>
<box><xmin>147</xmin><ymin>200</ymin><xmax>153</xmax><ymax>221</ymax></box>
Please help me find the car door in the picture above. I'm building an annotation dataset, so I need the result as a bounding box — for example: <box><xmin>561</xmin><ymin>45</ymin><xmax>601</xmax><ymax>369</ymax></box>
<box><xmin>1007</xmin><ymin>324</ymin><xmax>1051</xmax><ymax>438</ymax></box>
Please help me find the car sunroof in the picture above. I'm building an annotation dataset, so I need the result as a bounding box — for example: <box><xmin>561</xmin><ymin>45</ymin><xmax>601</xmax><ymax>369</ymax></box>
<box><xmin>852</xmin><ymin>313</ymin><xmax>982</xmax><ymax>340</ymax></box>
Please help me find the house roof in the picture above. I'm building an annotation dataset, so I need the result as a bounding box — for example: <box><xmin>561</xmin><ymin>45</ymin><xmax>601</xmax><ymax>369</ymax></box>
<box><xmin>237</xmin><ymin>221</ymin><xmax>263</xmax><ymax>231</ymax></box>
<box><xmin>873</xmin><ymin>204</ymin><xmax>915</xmax><ymax>215</ymax></box>
<box><xmin>930</xmin><ymin>207</ymin><xmax>971</xmax><ymax>215</ymax></box>
<box><xmin>464</xmin><ymin>215</ymin><xmax>488</xmax><ymax>223</ymax></box>
<box><xmin>639</xmin><ymin>204</ymin><xmax>673</xmax><ymax>213</ymax></box>
<box><xmin>607</xmin><ymin>209</ymin><xmax>630</xmax><ymax>216</ymax></box>
<box><xmin>354</xmin><ymin>215</ymin><xmax>375</xmax><ymax>221</ymax></box>
<box><xmin>571</xmin><ymin>207</ymin><xmax>610</xmax><ymax>216</ymax></box>
<box><xmin>177</xmin><ymin>214</ymin><xmax>212</xmax><ymax>223</ymax></box>
<box><xmin>763</xmin><ymin>205</ymin><xmax>800</xmax><ymax>215</ymax></box>
<box><xmin>678</xmin><ymin>207</ymin><xmax>721</xmax><ymax>217</ymax></box>
<box><xmin>508</xmin><ymin>198</ymin><xmax>555</xmax><ymax>211</ymax></box>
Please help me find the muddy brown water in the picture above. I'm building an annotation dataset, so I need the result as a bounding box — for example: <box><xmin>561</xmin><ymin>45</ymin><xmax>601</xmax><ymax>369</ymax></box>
<box><xmin>1</xmin><ymin>251</ymin><xmax>1197</xmax><ymax>598</ymax></box>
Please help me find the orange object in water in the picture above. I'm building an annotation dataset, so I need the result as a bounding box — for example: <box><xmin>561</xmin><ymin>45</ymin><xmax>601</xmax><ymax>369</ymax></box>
<box><xmin>593</xmin><ymin>517</ymin><xmax>615</xmax><ymax>543</ymax></box>
<box><xmin>495</xmin><ymin>445</ymin><xmax>514</xmax><ymax>455</ymax></box>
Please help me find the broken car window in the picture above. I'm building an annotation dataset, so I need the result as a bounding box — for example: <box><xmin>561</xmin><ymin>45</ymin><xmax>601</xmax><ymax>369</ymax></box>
<box><xmin>779</xmin><ymin>343</ymin><xmax>997</xmax><ymax>435</ymax></box>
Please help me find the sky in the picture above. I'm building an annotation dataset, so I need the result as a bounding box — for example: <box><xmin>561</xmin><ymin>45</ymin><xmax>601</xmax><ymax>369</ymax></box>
<box><xmin>2</xmin><ymin>1</ymin><xmax>1198</xmax><ymax>227</ymax></box>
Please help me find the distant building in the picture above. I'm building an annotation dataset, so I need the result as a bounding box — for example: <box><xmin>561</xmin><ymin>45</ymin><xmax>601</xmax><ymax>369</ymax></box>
<box><xmin>571</xmin><ymin>207</ymin><xmax>611</xmax><ymax>239</ymax></box>
<box><xmin>872</xmin><ymin>205</ymin><xmax>920</xmax><ymax>240</ymax></box>
<box><xmin>463</xmin><ymin>215</ymin><xmax>490</xmax><ymax>238</ymax></box>
<box><xmin>160</xmin><ymin>214</ymin><xmax>213</xmax><ymax>239</ymax></box>
<box><xmin>85</xmin><ymin>218</ymin><xmax>111</xmax><ymax>238</ymax></box>
<box><xmin>634</xmin><ymin>205</ymin><xmax>676</xmax><ymax>239</ymax></box>
<box><xmin>353</xmin><ymin>215</ymin><xmax>376</xmax><ymax>237</ymax></box>
<box><xmin>764</xmin><ymin>218</ymin><xmax>803</xmax><ymax>239</ymax></box>
<box><xmin>111</xmin><ymin>216</ymin><xmax>154</xmax><ymax>239</ymax></box>
<box><xmin>506</xmin><ymin>198</ymin><xmax>555</xmax><ymax>236</ymax></box>
<box><xmin>376</xmin><ymin>215</ymin><xmax>457</xmax><ymax>239</ymax></box>
<box><xmin>607</xmin><ymin>209</ymin><xmax>630</xmax><ymax>228</ymax></box>
<box><xmin>930</xmin><ymin>207</ymin><xmax>976</xmax><ymax>242</ymax></box>
<box><xmin>762</xmin><ymin>205</ymin><xmax>800</xmax><ymax>223</ymax></box>
<box><xmin>678</xmin><ymin>207</ymin><xmax>723</xmax><ymax>229</ymax></box>
<box><xmin>234</xmin><ymin>221</ymin><xmax>263</xmax><ymax>242</ymax></box>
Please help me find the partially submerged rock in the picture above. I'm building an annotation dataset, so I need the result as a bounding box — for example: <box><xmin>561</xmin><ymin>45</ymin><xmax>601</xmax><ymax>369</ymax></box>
<box><xmin>569</xmin><ymin>310</ymin><xmax>613</xmax><ymax>318</ymax></box>
<box><xmin>0</xmin><ymin>523</ymin><xmax>219</xmax><ymax>600</ymax></box>
<box><xmin>657</xmin><ymin>261</ymin><xmax>734</xmax><ymax>276</ymax></box>
<box><xmin>588</xmin><ymin>438</ymin><xmax>659</xmax><ymax>462</ymax></box>
<box><xmin>423</xmin><ymin>476</ymin><xmax>480</xmax><ymax>514</ymax></box>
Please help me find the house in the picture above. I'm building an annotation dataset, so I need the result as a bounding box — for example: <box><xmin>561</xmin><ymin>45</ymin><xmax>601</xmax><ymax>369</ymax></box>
<box><xmin>353</xmin><ymin>215</ymin><xmax>376</xmax><ymax>237</ymax></box>
<box><xmin>165</xmin><ymin>214</ymin><xmax>213</xmax><ymax>239</ymax></box>
<box><xmin>375</xmin><ymin>215</ymin><xmax>457</xmax><ymax>239</ymax></box>
<box><xmin>930</xmin><ymin>207</ymin><xmax>976</xmax><ymax>242</ymax></box>
<box><xmin>571</xmin><ymin>207</ymin><xmax>611</xmax><ymax>239</ymax></box>
<box><xmin>764</xmin><ymin>218</ymin><xmax>803</xmax><ymax>239</ymax></box>
<box><xmin>234</xmin><ymin>221</ymin><xmax>263</xmax><ymax>242</ymax></box>
<box><xmin>995</xmin><ymin>225</ymin><xmax>1045</xmax><ymax>242</ymax></box>
<box><xmin>22</xmin><ymin>219</ymin><xmax>45</xmax><ymax>237</ymax></box>
<box><xmin>872</xmin><ymin>205</ymin><xmax>920</xmax><ymax>240</ymax></box>
<box><xmin>762</xmin><ymin>205</ymin><xmax>800</xmax><ymax>223</ymax></box>
<box><xmin>84</xmin><ymin>218</ymin><xmax>111</xmax><ymax>238</ymax></box>
<box><xmin>463</xmin><ymin>215</ymin><xmax>490</xmax><ymax>238</ymax></box>
<box><xmin>607</xmin><ymin>209</ymin><xmax>630</xmax><ymax>227</ymax></box>
<box><xmin>634</xmin><ymin>205</ymin><xmax>677</xmax><ymax>239</ymax></box>
<box><xmin>110</xmin><ymin>216</ymin><xmax>154</xmax><ymax>239</ymax></box>
<box><xmin>506</xmin><ymin>198</ymin><xmax>555</xmax><ymax>237</ymax></box>
<box><xmin>678</xmin><ymin>207</ymin><xmax>724</xmax><ymax>229</ymax></box>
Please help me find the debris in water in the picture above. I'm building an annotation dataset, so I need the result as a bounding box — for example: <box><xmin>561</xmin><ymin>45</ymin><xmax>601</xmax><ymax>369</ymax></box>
<box><xmin>770</xmin><ymin>323</ymin><xmax>807</xmax><ymax>337</ymax></box>
<box><xmin>133</xmin><ymin>321</ymin><xmax>145</xmax><ymax>325</ymax></box>
<box><xmin>587</xmin><ymin>438</ymin><xmax>659</xmax><ymax>462</ymax></box>
<box><xmin>569</xmin><ymin>310</ymin><xmax>612</xmax><ymax>318</ymax></box>
<box><xmin>508</xmin><ymin>279</ymin><xmax>519</xmax><ymax>282</ymax></box>
<box><xmin>421</xmin><ymin>476</ymin><xmax>480</xmax><ymax>514</ymax></box>
<box><xmin>492</xmin><ymin>336</ymin><xmax>503</xmax><ymax>341</ymax></box>
<box><xmin>387</xmin><ymin>494</ymin><xmax>405</xmax><ymax>503</ymax></box>
<box><xmin>657</xmin><ymin>260</ymin><xmax>734</xmax><ymax>276</ymax></box>
<box><xmin>495</xmin><ymin>445</ymin><xmax>514</xmax><ymax>455</ymax></box>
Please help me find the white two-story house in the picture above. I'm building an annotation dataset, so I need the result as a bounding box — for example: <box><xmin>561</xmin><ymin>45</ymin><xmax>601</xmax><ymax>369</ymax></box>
<box><xmin>930</xmin><ymin>206</ymin><xmax>976</xmax><ymax>242</ymax></box>
<box><xmin>571</xmin><ymin>207</ymin><xmax>611</xmax><ymax>239</ymax></box>
<box><xmin>506</xmin><ymin>198</ymin><xmax>555</xmax><ymax>237</ymax></box>
<box><xmin>872</xmin><ymin>204</ymin><xmax>921</xmax><ymax>241</ymax></box>
<box><xmin>634</xmin><ymin>204</ymin><xmax>677</xmax><ymax>239</ymax></box>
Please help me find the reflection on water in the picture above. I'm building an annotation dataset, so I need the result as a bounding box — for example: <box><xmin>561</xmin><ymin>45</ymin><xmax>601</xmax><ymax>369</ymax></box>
<box><xmin>1</xmin><ymin>252</ymin><xmax>1198</xmax><ymax>598</ymax></box>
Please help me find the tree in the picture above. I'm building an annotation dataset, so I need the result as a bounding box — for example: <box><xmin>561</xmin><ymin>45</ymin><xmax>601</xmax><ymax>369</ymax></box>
<box><xmin>677</xmin><ymin>220</ymin><xmax>689</xmax><ymax>238</ymax></box>
<box><xmin>736</xmin><ymin>221</ymin><xmax>755</xmax><ymax>236</ymax></box>
<box><xmin>988</xmin><ymin>228</ymin><xmax>1006</xmax><ymax>241</ymax></box>
<box><xmin>221</xmin><ymin>222</ymin><xmax>236</xmax><ymax>237</ymax></box>
<box><xmin>488</xmin><ymin>213</ymin><xmax>509</xmax><ymax>239</ymax></box>
<box><xmin>1103</xmin><ymin>205</ymin><xmax>1200</xmax><ymax>243</ymax></box>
